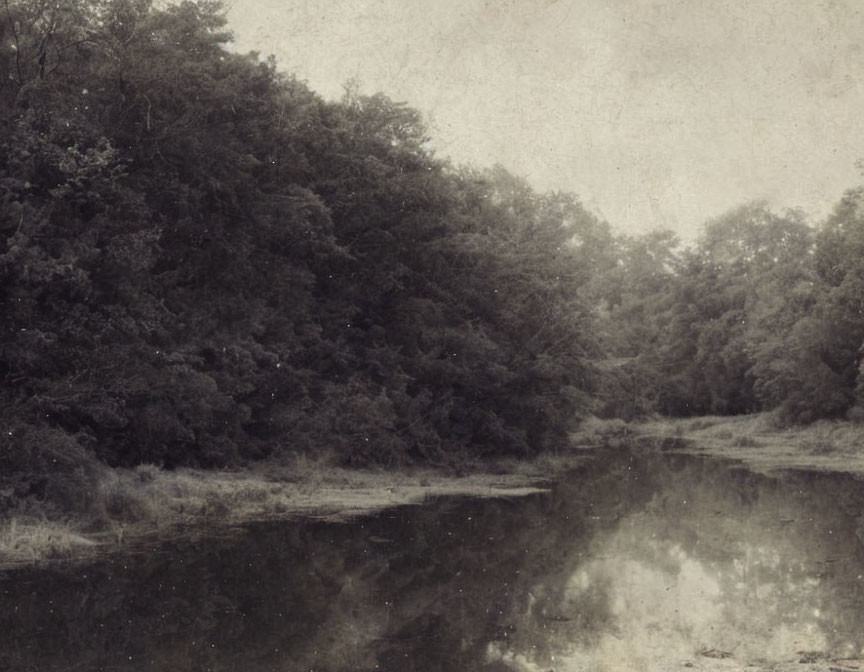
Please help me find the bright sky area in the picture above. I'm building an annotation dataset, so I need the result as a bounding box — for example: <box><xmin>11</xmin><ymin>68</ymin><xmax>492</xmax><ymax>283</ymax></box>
<box><xmin>225</xmin><ymin>0</ymin><xmax>864</xmax><ymax>242</ymax></box>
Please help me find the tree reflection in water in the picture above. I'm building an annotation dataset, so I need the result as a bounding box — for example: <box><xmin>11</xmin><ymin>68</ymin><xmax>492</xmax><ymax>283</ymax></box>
<box><xmin>1</xmin><ymin>453</ymin><xmax>863</xmax><ymax>671</ymax></box>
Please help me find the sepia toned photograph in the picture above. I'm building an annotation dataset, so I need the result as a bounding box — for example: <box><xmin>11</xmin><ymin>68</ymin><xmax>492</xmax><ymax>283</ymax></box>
<box><xmin>2</xmin><ymin>0</ymin><xmax>864</xmax><ymax>669</ymax></box>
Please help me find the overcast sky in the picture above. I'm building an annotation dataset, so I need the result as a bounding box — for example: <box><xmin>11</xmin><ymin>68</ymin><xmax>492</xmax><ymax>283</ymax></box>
<box><xmin>225</xmin><ymin>0</ymin><xmax>864</xmax><ymax>241</ymax></box>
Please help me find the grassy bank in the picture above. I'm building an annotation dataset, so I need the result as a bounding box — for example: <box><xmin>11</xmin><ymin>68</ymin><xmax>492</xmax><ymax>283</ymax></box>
<box><xmin>0</xmin><ymin>452</ymin><xmax>580</xmax><ymax>569</ymax></box>
<box><xmin>6</xmin><ymin>414</ymin><xmax>863</xmax><ymax>568</ymax></box>
<box><xmin>623</xmin><ymin>413</ymin><xmax>864</xmax><ymax>475</ymax></box>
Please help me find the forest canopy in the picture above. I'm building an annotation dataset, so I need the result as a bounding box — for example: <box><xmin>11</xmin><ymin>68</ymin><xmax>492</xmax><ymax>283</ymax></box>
<box><xmin>1</xmin><ymin>0</ymin><xmax>864</xmax><ymax>482</ymax></box>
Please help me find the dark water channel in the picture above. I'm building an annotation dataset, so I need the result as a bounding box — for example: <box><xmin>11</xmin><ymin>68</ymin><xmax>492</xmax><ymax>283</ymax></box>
<box><xmin>3</xmin><ymin>452</ymin><xmax>864</xmax><ymax>671</ymax></box>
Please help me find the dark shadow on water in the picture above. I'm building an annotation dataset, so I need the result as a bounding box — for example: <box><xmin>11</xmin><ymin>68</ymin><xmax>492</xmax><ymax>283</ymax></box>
<box><xmin>2</xmin><ymin>452</ymin><xmax>864</xmax><ymax>671</ymax></box>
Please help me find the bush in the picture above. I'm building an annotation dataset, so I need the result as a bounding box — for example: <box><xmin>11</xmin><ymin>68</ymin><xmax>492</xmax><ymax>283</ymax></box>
<box><xmin>0</xmin><ymin>424</ymin><xmax>93</xmax><ymax>475</ymax></box>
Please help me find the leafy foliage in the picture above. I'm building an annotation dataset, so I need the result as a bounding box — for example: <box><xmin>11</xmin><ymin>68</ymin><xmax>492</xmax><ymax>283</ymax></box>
<box><xmin>0</xmin><ymin>0</ymin><xmax>600</xmax><ymax>477</ymax></box>
<box><xmin>594</xmin><ymin>199</ymin><xmax>864</xmax><ymax>425</ymax></box>
<box><xmin>3</xmin><ymin>0</ymin><xmax>864</xmax><ymax>493</ymax></box>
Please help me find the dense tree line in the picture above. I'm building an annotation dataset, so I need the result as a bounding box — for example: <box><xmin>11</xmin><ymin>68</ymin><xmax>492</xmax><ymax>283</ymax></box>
<box><xmin>2</xmin><ymin>0</ymin><xmax>864</xmax><ymax>489</ymax></box>
<box><xmin>0</xmin><ymin>0</ymin><xmax>605</xmax><ymax>476</ymax></box>
<box><xmin>593</xmin><ymin>198</ymin><xmax>864</xmax><ymax>425</ymax></box>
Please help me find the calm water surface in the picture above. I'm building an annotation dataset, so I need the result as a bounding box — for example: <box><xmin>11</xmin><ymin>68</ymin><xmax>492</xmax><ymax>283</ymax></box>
<box><xmin>2</xmin><ymin>451</ymin><xmax>864</xmax><ymax>671</ymax></box>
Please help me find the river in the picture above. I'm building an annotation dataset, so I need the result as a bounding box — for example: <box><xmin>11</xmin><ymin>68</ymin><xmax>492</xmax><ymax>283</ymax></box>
<box><xmin>2</xmin><ymin>451</ymin><xmax>864</xmax><ymax>671</ymax></box>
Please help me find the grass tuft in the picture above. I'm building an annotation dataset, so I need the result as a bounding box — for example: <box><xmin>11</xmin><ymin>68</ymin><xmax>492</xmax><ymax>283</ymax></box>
<box><xmin>0</xmin><ymin>518</ymin><xmax>97</xmax><ymax>565</ymax></box>
<box><xmin>571</xmin><ymin>417</ymin><xmax>633</xmax><ymax>448</ymax></box>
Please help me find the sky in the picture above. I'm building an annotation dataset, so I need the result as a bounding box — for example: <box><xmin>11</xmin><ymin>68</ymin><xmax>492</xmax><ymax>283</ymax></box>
<box><xmin>224</xmin><ymin>0</ymin><xmax>864</xmax><ymax>242</ymax></box>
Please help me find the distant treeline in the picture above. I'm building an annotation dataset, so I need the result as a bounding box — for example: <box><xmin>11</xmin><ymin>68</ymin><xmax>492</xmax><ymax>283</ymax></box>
<box><xmin>592</xmin><ymin>198</ymin><xmax>864</xmax><ymax>425</ymax></box>
<box><xmin>1</xmin><ymin>1</ymin><xmax>863</xmax><ymax>479</ymax></box>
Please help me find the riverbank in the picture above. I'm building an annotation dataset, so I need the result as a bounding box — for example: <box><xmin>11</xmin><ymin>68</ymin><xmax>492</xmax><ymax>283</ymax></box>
<box><xmin>0</xmin><ymin>452</ymin><xmax>579</xmax><ymax>569</ymax></box>
<box><xmin>5</xmin><ymin>413</ymin><xmax>863</xmax><ymax>569</ymax></box>
<box><xmin>623</xmin><ymin>413</ymin><xmax>864</xmax><ymax>475</ymax></box>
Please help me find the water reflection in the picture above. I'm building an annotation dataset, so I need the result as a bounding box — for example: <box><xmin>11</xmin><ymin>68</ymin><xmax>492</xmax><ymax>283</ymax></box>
<box><xmin>1</xmin><ymin>452</ymin><xmax>864</xmax><ymax>671</ymax></box>
<box><xmin>491</xmin><ymin>456</ymin><xmax>864</xmax><ymax>671</ymax></box>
